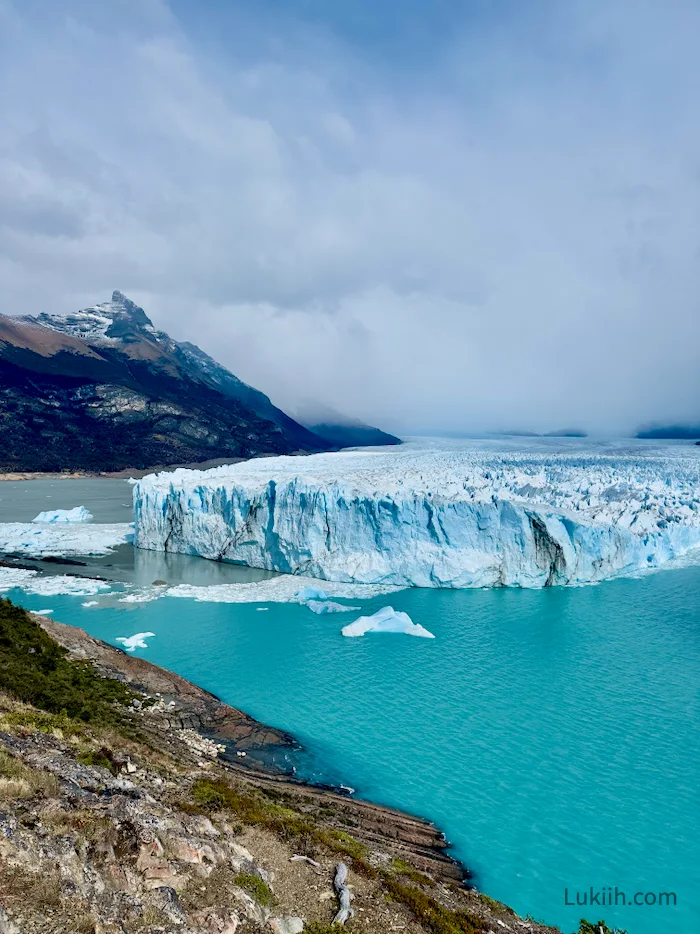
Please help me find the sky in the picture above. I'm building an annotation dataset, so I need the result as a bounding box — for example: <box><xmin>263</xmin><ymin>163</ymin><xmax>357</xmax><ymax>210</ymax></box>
<box><xmin>1</xmin><ymin>0</ymin><xmax>699</xmax><ymax>435</ymax></box>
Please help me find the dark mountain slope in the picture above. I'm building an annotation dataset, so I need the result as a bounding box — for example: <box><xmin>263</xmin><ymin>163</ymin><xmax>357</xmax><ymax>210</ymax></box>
<box><xmin>292</xmin><ymin>401</ymin><xmax>401</xmax><ymax>448</ymax></box>
<box><xmin>636</xmin><ymin>423</ymin><xmax>700</xmax><ymax>440</ymax></box>
<box><xmin>0</xmin><ymin>294</ymin><xmax>330</xmax><ymax>471</ymax></box>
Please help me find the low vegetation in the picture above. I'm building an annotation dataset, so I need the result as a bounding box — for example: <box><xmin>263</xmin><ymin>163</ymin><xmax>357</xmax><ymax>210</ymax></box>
<box><xmin>233</xmin><ymin>870</ymin><xmax>276</xmax><ymax>907</ymax></box>
<box><xmin>0</xmin><ymin>598</ymin><xmax>136</xmax><ymax>731</ymax></box>
<box><xmin>185</xmin><ymin>776</ymin><xmax>486</xmax><ymax>934</ymax></box>
<box><xmin>577</xmin><ymin>922</ymin><xmax>627</xmax><ymax>934</ymax></box>
<box><xmin>0</xmin><ymin>747</ymin><xmax>59</xmax><ymax>801</ymax></box>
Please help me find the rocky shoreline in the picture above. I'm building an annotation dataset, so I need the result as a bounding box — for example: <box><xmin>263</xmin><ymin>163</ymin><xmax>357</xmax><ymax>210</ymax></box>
<box><xmin>36</xmin><ymin>615</ymin><xmax>467</xmax><ymax>888</ymax></box>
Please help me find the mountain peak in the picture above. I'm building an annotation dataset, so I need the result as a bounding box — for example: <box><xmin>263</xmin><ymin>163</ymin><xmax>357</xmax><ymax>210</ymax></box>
<box><xmin>36</xmin><ymin>292</ymin><xmax>155</xmax><ymax>342</ymax></box>
<box><xmin>104</xmin><ymin>291</ymin><xmax>154</xmax><ymax>331</ymax></box>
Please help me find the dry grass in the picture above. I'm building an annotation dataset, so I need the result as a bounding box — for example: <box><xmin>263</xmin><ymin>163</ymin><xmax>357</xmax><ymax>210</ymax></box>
<box><xmin>41</xmin><ymin>807</ymin><xmax>111</xmax><ymax>841</ymax></box>
<box><xmin>0</xmin><ymin>748</ymin><xmax>59</xmax><ymax>801</ymax></box>
<box><xmin>0</xmin><ymin>864</ymin><xmax>62</xmax><ymax>913</ymax></box>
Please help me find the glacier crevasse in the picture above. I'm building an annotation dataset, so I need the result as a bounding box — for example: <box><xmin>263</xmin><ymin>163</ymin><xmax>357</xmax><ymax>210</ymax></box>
<box><xmin>132</xmin><ymin>448</ymin><xmax>700</xmax><ymax>589</ymax></box>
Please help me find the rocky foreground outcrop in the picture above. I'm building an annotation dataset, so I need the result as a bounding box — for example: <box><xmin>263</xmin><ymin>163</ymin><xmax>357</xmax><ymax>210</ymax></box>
<box><xmin>0</xmin><ymin>612</ymin><xmax>564</xmax><ymax>934</ymax></box>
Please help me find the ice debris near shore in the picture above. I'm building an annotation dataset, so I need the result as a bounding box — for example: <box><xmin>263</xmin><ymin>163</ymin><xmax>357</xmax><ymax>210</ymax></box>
<box><xmin>0</xmin><ymin>567</ymin><xmax>111</xmax><ymax>597</ymax></box>
<box><xmin>296</xmin><ymin>584</ymin><xmax>360</xmax><ymax>613</ymax></box>
<box><xmin>115</xmin><ymin>632</ymin><xmax>156</xmax><ymax>652</ymax></box>
<box><xmin>132</xmin><ymin>446</ymin><xmax>700</xmax><ymax>589</ymax></box>
<box><xmin>32</xmin><ymin>506</ymin><xmax>93</xmax><ymax>523</ymax></box>
<box><xmin>0</xmin><ymin>522</ymin><xmax>132</xmax><ymax>556</ymax></box>
<box><xmin>342</xmin><ymin>606</ymin><xmax>435</xmax><ymax>638</ymax></box>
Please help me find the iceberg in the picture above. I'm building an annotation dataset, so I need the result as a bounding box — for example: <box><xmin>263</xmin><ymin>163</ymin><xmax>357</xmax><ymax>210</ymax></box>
<box><xmin>32</xmin><ymin>506</ymin><xmax>93</xmax><ymax>523</ymax></box>
<box><xmin>341</xmin><ymin>606</ymin><xmax>435</xmax><ymax>638</ymax></box>
<box><xmin>115</xmin><ymin>632</ymin><xmax>156</xmax><ymax>652</ymax></box>
<box><xmin>132</xmin><ymin>446</ymin><xmax>700</xmax><ymax>589</ymax></box>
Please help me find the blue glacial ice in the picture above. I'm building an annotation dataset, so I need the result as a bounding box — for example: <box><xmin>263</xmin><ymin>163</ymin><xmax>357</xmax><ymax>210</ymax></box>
<box><xmin>296</xmin><ymin>586</ymin><xmax>329</xmax><ymax>602</ymax></box>
<box><xmin>132</xmin><ymin>445</ymin><xmax>700</xmax><ymax>589</ymax></box>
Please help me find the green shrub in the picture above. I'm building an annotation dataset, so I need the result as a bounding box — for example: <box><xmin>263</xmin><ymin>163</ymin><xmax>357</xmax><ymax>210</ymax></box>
<box><xmin>0</xmin><ymin>599</ymin><xmax>136</xmax><ymax>732</ymax></box>
<box><xmin>77</xmin><ymin>748</ymin><xmax>119</xmax><ymax>776</ymax></box>
<box><xmin>234</xmin><ymin>871</ymin><xmax>275</xmax><ymax>907</ymax></box>
<box><xmin>191</xmin><ymin>778</ymin><xmax>227</xmax><ymax>811</ymax></box>
<box><xmin>577</xmin><ymin>922</ymin><xmax>627</xmax><ymax>934</ymax></box>
<box><xmin>390</xmin><ymin>856</ymin><xmax>435</xmax><ymax>887</ymax></box>
<box><xmin>384</xmin><ymin>877</ymin><xmax>484</xmax><ymax>934</ymax></box>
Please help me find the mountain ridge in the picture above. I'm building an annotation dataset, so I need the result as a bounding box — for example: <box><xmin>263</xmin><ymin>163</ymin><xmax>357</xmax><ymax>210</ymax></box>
<box><xmin>0</xmin><ymin>292</ymin><xmax>330</xmax><ymax>471</ymax></box>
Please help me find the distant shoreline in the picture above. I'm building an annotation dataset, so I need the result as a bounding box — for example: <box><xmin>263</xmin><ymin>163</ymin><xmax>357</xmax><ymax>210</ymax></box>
<box><xmin>0</xmin><ymin>457</ymin><xmax>249</xmax><ymax>481</ymax></box>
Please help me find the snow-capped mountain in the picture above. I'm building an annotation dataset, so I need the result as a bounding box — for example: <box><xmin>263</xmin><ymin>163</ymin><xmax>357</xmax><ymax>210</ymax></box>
<box><xmin>0</xmin><ymin>292</ymin><xmax>329</xmax><ymax>471</ymax></box>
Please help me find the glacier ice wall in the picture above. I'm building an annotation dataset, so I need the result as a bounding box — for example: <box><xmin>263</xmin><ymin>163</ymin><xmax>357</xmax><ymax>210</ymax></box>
<box><xmin>132</xmin><ymin>447</ymin><xmax>700</xmax><ymax>588</ymax></box>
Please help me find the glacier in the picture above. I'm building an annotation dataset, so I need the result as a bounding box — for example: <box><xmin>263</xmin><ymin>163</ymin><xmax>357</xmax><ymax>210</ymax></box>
<box><xmin>132</xmin><ymin>445</ymin><xmax>700</xmax><ymax>589</ymax></box>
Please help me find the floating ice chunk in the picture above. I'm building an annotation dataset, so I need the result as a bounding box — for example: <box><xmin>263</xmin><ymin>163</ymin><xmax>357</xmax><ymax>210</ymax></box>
<box><xmin>341</xmin><ymin>606</ymin><xmax>435</xmax><ymax>638</ymax></box>
<box><xmin>82</xmin><ymin>601</ymin><xmax>99</xmax><ymax>607</ymax></box>
<box><xmin>115</xmin><ymin>632</ymin><xmax>156</xmax><ymax>652</ymax></box>
<box><xmin>296</xmin><ymin>586</ymin><xmax>329</xmax><ymax>602</ymax></box>
<box><xmin>256</xmin><ymin>607</ymin><xmax>269</xmax><ymax>611</ymax></box>
<box><xmin>307</xmin><ymin>601</ymin><xmax>361</xmax><ymax>614</ymax></box>
<box><xmin>34</xmin><ymin>609</ymin><xmax>53</xmax><ymax>615</ymax></box>
<box><xmin>118</xmin><ymin>592</ymin><xmax>160</xmax><ymax>604</ymax></box>
<box><xmin>32</xmin><ymin>506</ymin><xmax>93</xmax><ymax>523</ymax></box>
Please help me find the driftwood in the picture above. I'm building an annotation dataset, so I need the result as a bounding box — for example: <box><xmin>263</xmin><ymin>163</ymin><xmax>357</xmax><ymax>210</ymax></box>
<box><xmin>290</xmin><ymin>855</ymin><xmax>321</xmax><ymax>868</ymax></box>
<box><xmin>289</xmin><ymin>855</ymin><xmax>323</xmax><ymax>875</ymax></box>
<box><xmin>332</xmin><ymin>862</ymin><xmax>354</xmax><ymax>925</ymax></box>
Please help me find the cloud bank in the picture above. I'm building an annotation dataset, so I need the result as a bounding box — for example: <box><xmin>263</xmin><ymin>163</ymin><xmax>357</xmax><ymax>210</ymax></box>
<box><xmin>1</xmin><ymin>0</ymin><xmax>699</xmax><ymax>434</ymax></box>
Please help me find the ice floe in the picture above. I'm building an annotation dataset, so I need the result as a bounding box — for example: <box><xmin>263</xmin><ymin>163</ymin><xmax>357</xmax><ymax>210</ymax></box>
<box><xmin>165</xmin><ymin>576</ymin><xmax>400</xmax><ymax>604</ymax></box>
<box><xmin>341</xmin><ymin>606</ymin><xmax>435</xmax><ymax>638</ymax></box>
<box><xmin>0</xmin><ymin>567</ymin><xmax>111</xmax><ymax>597</ymax></box>
<box><xmin>115</xmin><ymin>632</ymin><xmax>156</xmax><ymax>652</ymax></box>
<box><xmin>0</xmin><ymin>522</ymin><xmax>133</xmax><ymax>556</ymax></box>
<box><xmin>133</xmin><ymin>445</ymin><xmax>700</xmax><ymax>588</ymax></box>
<box><xmin>32</xmin><ymin>506</ymin><xmax>93</xmax><ymax>523</ymax></box>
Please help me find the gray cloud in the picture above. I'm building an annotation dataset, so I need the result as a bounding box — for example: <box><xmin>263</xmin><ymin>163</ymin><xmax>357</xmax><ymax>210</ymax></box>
<box><xmin>0</xmin><ymin>0</ymin><xmax>699</xmax><ymax>435</ymax></box>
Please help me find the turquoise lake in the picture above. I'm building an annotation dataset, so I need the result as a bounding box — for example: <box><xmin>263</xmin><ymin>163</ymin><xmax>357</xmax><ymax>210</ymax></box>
<box><xmin>7</xmin><ymin>562</ymin><xmax>699</xmax><ymax>934</ymax></box>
